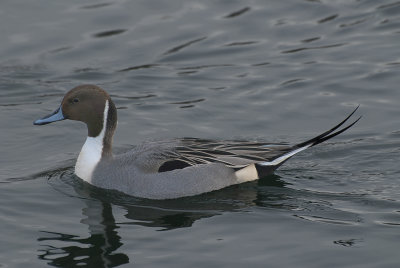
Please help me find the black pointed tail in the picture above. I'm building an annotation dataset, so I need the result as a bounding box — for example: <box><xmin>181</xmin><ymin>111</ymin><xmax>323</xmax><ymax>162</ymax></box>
<box><xmin>258</xmin><ymin>106</ymin><xmax>361</xmax><ymax>169</ymax></box>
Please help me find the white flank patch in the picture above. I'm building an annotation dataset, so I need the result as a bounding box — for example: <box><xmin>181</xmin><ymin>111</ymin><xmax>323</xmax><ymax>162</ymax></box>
<box><xmin>75</xmin><ymin>100</ymin><xmax>109</xmax><ymax>183</ymax></box>
<box><xmin>235</xmin><ymin>164</ymin><xmax>258</xmax><ymax>183</ymax></box>
<box><xmin>235</xmin><ymin>144</ymin><xmax>312</xmax><ymax>183</ymax></box>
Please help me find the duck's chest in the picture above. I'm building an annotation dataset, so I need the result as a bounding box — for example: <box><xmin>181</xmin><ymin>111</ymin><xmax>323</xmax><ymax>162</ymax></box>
<box><xmin>75</xmin><ymin>136</ymin><xmax>103</xmax><ymax>183</ymax></box>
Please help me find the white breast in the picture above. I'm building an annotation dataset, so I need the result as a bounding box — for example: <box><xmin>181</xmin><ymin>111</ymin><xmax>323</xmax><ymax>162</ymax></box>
<box><xmin>75</xmin><ymin>100</ymin><xmax>109</xmax><ymax>183</ymax></box>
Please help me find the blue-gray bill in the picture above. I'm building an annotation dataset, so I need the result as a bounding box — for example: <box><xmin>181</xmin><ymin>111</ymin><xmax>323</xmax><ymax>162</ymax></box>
<box><xmin>33</xmin><ymin>106</ymin><xmax>65</xmax><ymax>125</ymax></box>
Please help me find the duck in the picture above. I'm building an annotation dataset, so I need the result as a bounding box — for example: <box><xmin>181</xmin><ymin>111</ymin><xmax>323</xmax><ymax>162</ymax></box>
<box><xmin>34</xmin><ymin>85</ymin><xmax>360</xmax><ymax>199</ymax></box>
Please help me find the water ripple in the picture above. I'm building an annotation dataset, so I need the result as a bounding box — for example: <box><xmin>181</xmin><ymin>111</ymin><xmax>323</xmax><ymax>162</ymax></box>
<box><xmin>80</xmin><ymin>2</ymin><xmax>113</xmax><ymax>10</ymax></box>
<box><xmin>333</xmin><ymin>238</ymin><xmax>364</xmax><ymax>247</ymax></box>
<box><xmin>280</xmin><ymin>78</ymin><xmax>306</xmax><ymax>86</ymax></box>
<box><xmin>301</xmin><ymin>37</ymin><xmax>321</xmax><ymax>43</ymax></box>
<box><xmin>117</xmin><ymin>64</ymin><xmax>160</xmax><ymax>72</ymax></box>
<box><xmin>377</xmin><ymin>1</ymin><xmax>400</xmax><ymax>10</ymax></box>
<box><xmin>93</xmin><ymin>29</ymin><xmax>127</xmax><ymax>38</ymax></box>
<box><xmin>163</xmin><ymin>37</ymin><xmax>207</xmax><ymax>55</ymax></box>
<box><xmin>178</xmin><ymin>64</ymin><xmax>234</xmax><ymax>70</ymax></box>
<box><xmin>317</xmin><ymin>14</ymin><xmax>339</xmax><ymax>24</ymax></box>
<box><xmin>340</xmin><ymin>18</ymin><xmax>368</xmax><ymax>28</ymax></box>
<box><xmin>281</xmin><ymin>43</ymin><xmax>346</xmax><ymax>54</ymax></box>
<box><xmin>293</xmin><ymin>214</ymin><xmax>361</xmax><ymax>225</ymax></box>
<box><xmin>224</xmin><ymin>7</ymin><xmax>251</xmax><ymax>18</ymax></box>
<box><xmin>224</xmin><ymin>41</ymin><xmax>259</xmax><ymax>47</ymax></box>
<box><xmin>170</xmin><ymin>98</ymin><xmax>205</xmax><ymax>105</ymax></box>
<box><xmin>110</xmin><ymin>93</ymin><xmax>157</xmax><ymax>100</ymax></box>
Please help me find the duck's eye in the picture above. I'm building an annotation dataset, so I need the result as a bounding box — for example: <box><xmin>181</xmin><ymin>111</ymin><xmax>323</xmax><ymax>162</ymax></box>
<box><xmin>73</xmin><ymin>98</ymin><xmax>79</xmax><ymax>103</ymax></box>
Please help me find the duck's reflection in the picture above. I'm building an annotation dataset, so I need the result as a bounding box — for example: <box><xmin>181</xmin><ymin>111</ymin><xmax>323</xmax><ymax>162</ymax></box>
<box><xmin>38</xmin><ymin>200</ymin><xmax>129</xmax><ymax>267</ymax></box>
<box><xmin>37</xmin><ymin>173</ymin><xmax>287</xmax><ymax>267</ymax></box>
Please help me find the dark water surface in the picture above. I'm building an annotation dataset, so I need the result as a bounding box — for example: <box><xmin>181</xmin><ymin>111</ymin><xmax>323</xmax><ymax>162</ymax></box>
<box><xmin>1</xmin><ymin>0</ymin><xmax>400</xmax><ymax>267</ymax></box>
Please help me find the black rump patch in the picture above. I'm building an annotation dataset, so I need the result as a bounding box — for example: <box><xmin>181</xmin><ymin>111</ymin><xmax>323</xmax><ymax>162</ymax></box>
<box><xmin>254</xmin><ymin>164</ymin><xmax>276</xmax><ymax>179</ymax></box>
<box><xmin>158</xmin><ymin>160</ymin><xmax>192</xmax><ymax>172</ymax></box>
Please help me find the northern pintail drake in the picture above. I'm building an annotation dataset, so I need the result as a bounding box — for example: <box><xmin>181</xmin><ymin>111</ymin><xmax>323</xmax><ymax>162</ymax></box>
<box><xmin>34</xmin><ymin>85</ymin><xmax>361</xmax><ymax>199</ymax></box>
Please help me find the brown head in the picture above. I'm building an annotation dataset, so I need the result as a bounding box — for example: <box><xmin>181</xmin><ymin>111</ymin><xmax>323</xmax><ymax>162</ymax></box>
<box><xmin>34</xmin><ymin>85</ymin><xmax>117</xmax><ymax>155</ymax></box>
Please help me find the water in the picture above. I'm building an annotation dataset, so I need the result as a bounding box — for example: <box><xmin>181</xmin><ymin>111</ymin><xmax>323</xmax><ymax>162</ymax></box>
<box><xmin>1</xmin><ymin>0</ymin><xmax>400</xmax><ymax>267</ymax></box>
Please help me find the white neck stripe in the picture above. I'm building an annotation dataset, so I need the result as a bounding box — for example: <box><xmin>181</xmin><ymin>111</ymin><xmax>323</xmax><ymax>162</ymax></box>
<box><xmin>75</xmin><ymin>100</ymin><xmax>109</xmax><ymax>183</ymax></box>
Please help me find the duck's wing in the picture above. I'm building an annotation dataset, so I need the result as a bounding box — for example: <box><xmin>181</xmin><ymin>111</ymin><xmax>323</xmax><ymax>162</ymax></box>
<box><xmin>172</xmin><ymin>138</ymin><xmax>291</xmax><ymax>169</ymax></box>
<box><xmin>159</xmin><ymin>106</ymin><xmax>361</xmax><ymax>176</ymax></box>
<box><xmin>132</xmin><ymin>106</ymin><xmax>360</xmax><ymax>177</ymax></box>
<box><xmin>126</xmin><ymin>138</ymin><xmax>288</xmax><ymax>173</ymax></box>
<box><xmin>114</xmin><ymin>140</ymin><xmax>177</xmax><ymax>173</ymax></box>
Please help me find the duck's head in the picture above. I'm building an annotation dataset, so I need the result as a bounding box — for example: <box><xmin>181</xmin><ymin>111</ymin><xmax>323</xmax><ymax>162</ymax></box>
<box><xmin>34</xmin><ymin>85</ymin><xmax>117</xmax><ymax>138</ymax></box>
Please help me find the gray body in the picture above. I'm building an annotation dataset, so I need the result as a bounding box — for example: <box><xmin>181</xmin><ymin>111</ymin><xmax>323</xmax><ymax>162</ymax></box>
<box><xmin>94</xmin><ymin>158</ymin><xmax>236</xmax><ymax>199</ymax></box>
<box><xmin>93</xmin><ymin>139</ymin><xmax>264</xmax><ymax>199</ymax></box>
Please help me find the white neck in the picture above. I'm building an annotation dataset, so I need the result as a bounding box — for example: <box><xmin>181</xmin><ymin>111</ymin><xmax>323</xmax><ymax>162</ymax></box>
<box><xmin>75</xmin><ymin>100</ymin><xmax>109</xmax><ymax>183</ymax></box>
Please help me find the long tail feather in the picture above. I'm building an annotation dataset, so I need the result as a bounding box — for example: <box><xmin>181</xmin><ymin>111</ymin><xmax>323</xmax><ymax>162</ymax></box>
<box><xmin>259</xmin><ymin>106</ymin><xmax>361</xmax><ymax>168</ymax></box>
<box><xmin>295</xmin><ymin>105</ymin><xmax>360</xmax><ymax>148</ymax></box>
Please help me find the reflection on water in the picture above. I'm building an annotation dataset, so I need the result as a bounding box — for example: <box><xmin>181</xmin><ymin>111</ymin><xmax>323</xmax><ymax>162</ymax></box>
<box><xmin>37</xmin><ymin>168</ymin><xmax>288</xmax><ymax>266</ymax></box>
<box><xmin>51</xmin><ymin>169</ymin><xmax>262</xmax><ymax>229</ymax></box>
<box><xmin>38</xmin><ymin>202</ymin><xmax>129</xmax><ymax>267</ymax></box>
<box><xmin>37</xmin><ymin>167</ymin><xmax>369</xmax><ymax>267</ymax></box>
